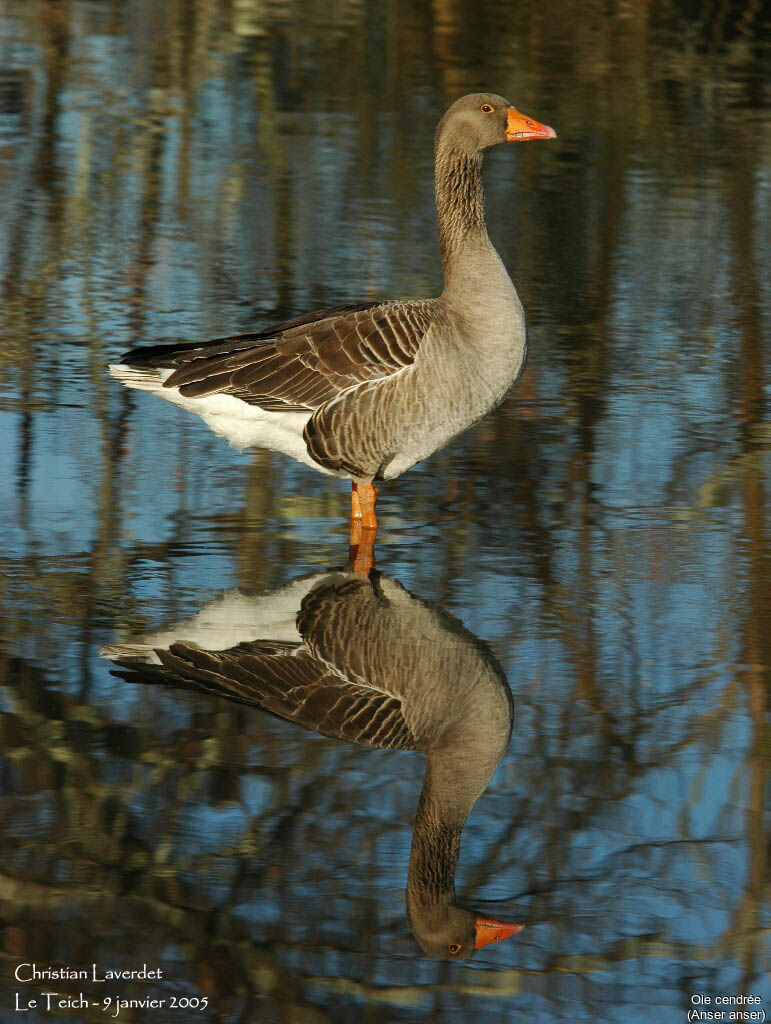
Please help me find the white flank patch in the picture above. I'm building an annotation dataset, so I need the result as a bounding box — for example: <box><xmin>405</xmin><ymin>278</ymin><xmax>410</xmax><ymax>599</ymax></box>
<box><xmin>99</xmin><ymin>573</ymin><xmax>352</xmax><ymax>663</ymax></box>
<box><xmin>109</xmin><ymin>363</ymin><xmax>342</xmax><ymax>476</ymax></box>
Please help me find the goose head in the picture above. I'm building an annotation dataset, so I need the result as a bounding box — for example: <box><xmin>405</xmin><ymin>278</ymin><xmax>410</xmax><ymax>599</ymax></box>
<box><xmin>407</xmin><ymin>896</ymin><xmax>524</xmax><ymax>960</ymax></box>
<box><xmin>436</xmin><ymin>92</ymin><xmax>557</xmax><ymax>154</ymax></box>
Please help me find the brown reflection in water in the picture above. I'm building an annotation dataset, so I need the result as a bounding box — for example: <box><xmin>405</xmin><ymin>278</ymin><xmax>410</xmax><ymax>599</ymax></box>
<box><xmin>103</xmin><ymin>569</ymin><xmax>519</xmax><ymax>962</ymax></box>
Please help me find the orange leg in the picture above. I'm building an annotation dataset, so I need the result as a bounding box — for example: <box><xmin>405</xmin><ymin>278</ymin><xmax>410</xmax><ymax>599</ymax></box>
<box><xmin>356</xmin><ymin>481</ymin><xmax>378</xmax><ymax>530</ymax></box>
<box><xmin>349</xmin><ymin>482</ymin><xmax>378</xmax><ymax>576</ymax></box>
<box><xmin>351</xmin><ymin>483</ymin><xmax>363</xmax><ymax>520</ymax></box>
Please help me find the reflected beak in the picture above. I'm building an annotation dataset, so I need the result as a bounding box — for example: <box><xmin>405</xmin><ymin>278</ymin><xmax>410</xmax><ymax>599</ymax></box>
<box><xmin>506</xmin><ymin>107</ymin><xmax>557</xmax><ymax>142</ymax></box>
<box><xmin>474</xmin><ymin>915</ymin><xmax>526</xmax><ymax>949</ymax></box>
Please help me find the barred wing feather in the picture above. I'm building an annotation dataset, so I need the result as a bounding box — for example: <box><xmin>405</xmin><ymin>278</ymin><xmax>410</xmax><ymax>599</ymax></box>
<box><xmin>121</xmin><ymin>301</ymin><xmax>436</xmax><ymax>414</ymax></box>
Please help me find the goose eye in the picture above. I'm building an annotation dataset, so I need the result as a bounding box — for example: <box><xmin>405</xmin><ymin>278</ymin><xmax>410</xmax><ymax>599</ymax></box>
<box><xmin>480</xmin><ymin>103</ymin><xmax>494</xmax><ymax>113</ymax></box>
<box><xmin>448</xmin><ymin>943</ymin><xmax>462</xmax><ymax>954</ymax></box>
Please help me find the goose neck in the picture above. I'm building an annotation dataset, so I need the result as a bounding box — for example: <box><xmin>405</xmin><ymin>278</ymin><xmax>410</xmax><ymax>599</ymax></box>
<box><xmin>433</xmin><ymin>140</ymin><xmax>517</xmax><ymax>316</ymax></box>
<box><xmin>408</xmin><ymin>787</ymin><xmax>464</xmax><ymax>902</ymax></box>
<box><xmin>407</xmin><ymin>754</ymin><xmax>491</xmax><ymax>901</ymax></box>
<box><xmin>433</xmin><ymin>142</ymin><xmax>489</xmax><ymax>273</ymax></box>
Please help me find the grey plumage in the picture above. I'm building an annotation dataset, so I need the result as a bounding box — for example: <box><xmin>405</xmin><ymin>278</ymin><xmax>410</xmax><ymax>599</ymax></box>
<box><xmin>109</xmin><ymin>93</ymin><xmax>555</xmax><ymax>486</ymax></box>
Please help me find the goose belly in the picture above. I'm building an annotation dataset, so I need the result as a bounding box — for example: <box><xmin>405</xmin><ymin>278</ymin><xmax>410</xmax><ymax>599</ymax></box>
<box><xmin>379</xmin><ymin>342</ymin><xmax>523</xmax><ymax>480</ymax></box>
<box><xmin>109</xmin><ymin>364</ymin><xmax>341</xmax><ymax>476</ymax></box>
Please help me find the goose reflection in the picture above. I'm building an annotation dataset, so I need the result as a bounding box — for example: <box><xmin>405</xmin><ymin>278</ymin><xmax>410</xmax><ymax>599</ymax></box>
<box><xmin>102</xmin><ymin>569</ymin><xmax>522</xmax><ymax>959</ymax></box>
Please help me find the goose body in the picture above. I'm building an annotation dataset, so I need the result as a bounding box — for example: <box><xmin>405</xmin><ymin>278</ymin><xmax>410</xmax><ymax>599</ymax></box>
<box><xmin>109</xmin><ymin>94</ymin><xmax>556</xmax><ymax>522</ymax></box>
<box><xmin>102</xmin><ymin>569</ymin><xmax>523</xmax><ymax>959</ymax></box>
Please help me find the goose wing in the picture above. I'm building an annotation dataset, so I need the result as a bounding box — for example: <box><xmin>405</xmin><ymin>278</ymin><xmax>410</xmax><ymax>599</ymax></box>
<box><xmin>112</xmin><ymin>640</ymin><xmax>418</xmax><ymax>752</ymax></box>
<box><xmin>119</xmin><ymin>300</ymin><xmax>436</xmax><ymax>413</ymax></box>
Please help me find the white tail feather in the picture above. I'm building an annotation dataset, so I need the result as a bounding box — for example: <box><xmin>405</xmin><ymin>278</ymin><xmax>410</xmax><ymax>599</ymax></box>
<box><xmin>109</xmin><ymin>361</ymin><xmax>336</xmax><ymax>472</ymax></box>
<box><xmin>108</xmin><ymin>363</ymin><xmax>171</xmax><ymax>394</ymax></box>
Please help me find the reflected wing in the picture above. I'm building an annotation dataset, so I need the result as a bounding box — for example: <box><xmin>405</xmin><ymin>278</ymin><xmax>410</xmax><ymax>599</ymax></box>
<box><xmin>119</xmin><ymin>301</ymin><xmax>435</xmax><ymax>413</ymax></box>
<box><xmin>112</xmin><ymin>640</ymin><xmax>418</xmax><ymax>752</ymax></box>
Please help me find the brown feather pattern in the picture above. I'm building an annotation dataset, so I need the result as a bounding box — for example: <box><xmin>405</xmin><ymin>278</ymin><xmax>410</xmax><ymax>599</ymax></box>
<box><xmin>109</xmin><ymin>569</ymin><xmax>512</xmax><ymax>758</ymax></box>
<box><xmin>145</xmin><ymin>641</ymin><xmax>417</xmax><ymax>750</ymax></box>
<box><xmin>119</xmin><ymin>301</ymin><xmax>434</xmax><ymax>422</ymax></box>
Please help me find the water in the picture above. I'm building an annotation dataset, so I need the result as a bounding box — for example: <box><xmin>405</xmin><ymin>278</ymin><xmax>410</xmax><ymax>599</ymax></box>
<box><xmin>1</xmin><ymin>1</ymin><xmax>769</xmax><ymax>1021</ymax></box>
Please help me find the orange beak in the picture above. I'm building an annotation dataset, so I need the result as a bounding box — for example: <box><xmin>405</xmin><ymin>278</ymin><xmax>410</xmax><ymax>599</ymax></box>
<box><xmin>474</xmin><ymin>915</ymin><xmax>526</xmax><ymax>949</ymax></box>
<box><xmin>506</xmin><ymin>107</ymin><xmax>557</xmax><ymax>142</ymax></box>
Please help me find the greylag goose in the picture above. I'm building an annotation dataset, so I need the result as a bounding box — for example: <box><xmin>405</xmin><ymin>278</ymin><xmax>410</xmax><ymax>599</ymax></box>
<box><xmin>109</xmin><ymin>93</ymin><xmax>555</xmax><ymax>544</ymax></box>
<box><xmin>103</xmin><ymin>569</ymin><xmax>523</xmax><ymax>959</ymax></box>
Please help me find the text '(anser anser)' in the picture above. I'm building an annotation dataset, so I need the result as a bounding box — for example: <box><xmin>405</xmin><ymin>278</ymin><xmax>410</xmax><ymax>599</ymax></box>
<box><xmin>109</xmin><ymin>94</ymin><xmax>556</xmax><ymax>544</ymax></box>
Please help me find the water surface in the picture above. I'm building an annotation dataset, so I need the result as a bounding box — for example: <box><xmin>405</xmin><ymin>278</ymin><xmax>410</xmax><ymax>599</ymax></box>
<box><xmin>1</xmin><ymin>1</ymin><xmax>769</xmax><ymax>1021</ymax></box>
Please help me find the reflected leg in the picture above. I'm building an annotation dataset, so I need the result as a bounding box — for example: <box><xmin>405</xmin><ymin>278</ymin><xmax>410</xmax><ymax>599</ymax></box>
<box><xmin>349</xmin><ymin>481</ymin><xmax>378</xmax><ymax>576</ymax></box>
